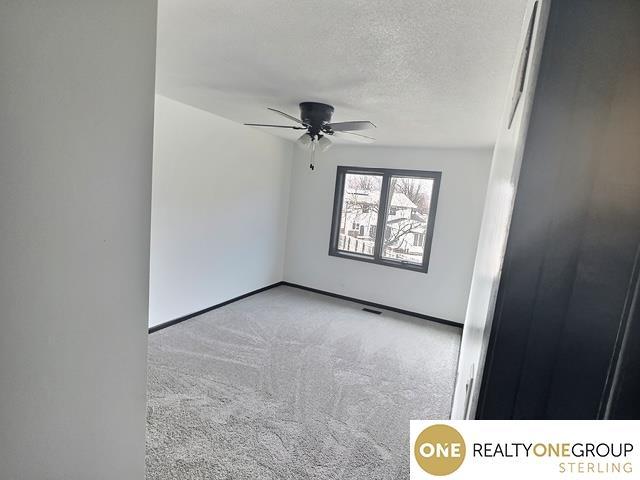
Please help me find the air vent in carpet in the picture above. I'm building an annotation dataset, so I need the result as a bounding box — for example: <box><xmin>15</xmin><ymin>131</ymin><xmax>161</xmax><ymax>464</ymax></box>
<box><xmin>362</xmin><ymin>307</ymin><xmax>382</xmax><ymax>315</ymax></box>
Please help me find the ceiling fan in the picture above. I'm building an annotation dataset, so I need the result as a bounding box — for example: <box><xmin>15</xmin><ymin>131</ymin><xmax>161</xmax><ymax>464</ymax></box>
<box><xmin>244</xmin><ymin>102</ymin><xmax>376</xmax><ymax>170</ymax></box>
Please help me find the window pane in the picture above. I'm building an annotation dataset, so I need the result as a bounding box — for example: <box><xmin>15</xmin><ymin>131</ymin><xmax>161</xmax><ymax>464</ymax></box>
<box><xmin>337</xmin><ymin>173</ymin><xmax>382</xmax><ymax>256</ymax></box>
<box><xmin>381</xmin><ymin>176</ymin><xmax>434</xmax><ymax>265</ymax></box>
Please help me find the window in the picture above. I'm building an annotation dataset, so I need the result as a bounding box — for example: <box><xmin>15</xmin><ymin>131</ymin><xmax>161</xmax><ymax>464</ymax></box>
<box><xmin>329</xmin><ymin>166</ymin><xmax>441</xmax><ymax>273</ymax></box>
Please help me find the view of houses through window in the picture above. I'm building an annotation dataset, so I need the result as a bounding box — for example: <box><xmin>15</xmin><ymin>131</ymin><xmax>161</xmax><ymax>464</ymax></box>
<box><xmin>382</xmin><ymin>176</ymin><xmax>434</xmax><ymax>263</ymax></box>
<box><xmin>337</xmin><ymin>173</ymin><xmax>382</xmax><ymax>256</ymax></box>
<box><xmin>334</xmin><ymin>168</ymin><xmax>438</xmax><ymax>270</ymax></box>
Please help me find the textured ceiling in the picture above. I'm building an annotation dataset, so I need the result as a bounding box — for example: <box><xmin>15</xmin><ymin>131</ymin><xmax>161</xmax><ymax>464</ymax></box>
<box><xmin>156</xmin><ymin>0</ymin><xmax>528</xmax><ymax>147</ymax></box>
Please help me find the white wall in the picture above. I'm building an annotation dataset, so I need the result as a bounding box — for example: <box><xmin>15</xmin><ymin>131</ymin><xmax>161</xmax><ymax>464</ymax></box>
<box><xmin>451</xmin><ymin>0</ymin><xmax>550</xmax><ymax>419</ymax></box>
<box><xmin>149</xmin><ymin>95</ymin><xmax>293</xmax><ymax>327</ymax></box>
<box><xmin>0</xmin><ymin>2</ymin><xmax>156</xmax><ymax>479</ymax></box>
<box><xmin>284</xmin><ymin>145</ymin><xmax>491</xmax><ymax>323</ymax></box>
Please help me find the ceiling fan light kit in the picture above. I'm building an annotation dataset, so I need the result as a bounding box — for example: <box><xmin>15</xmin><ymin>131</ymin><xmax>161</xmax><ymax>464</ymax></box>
<box><xmin>244</xmin><ymin>102</ymin><xmax>376</xmax><ymax>170</ymax></box>
<box><xmin>317</xmin><ymin>135</ymin><xmax>332</xmax><ymax>152</ymax></box>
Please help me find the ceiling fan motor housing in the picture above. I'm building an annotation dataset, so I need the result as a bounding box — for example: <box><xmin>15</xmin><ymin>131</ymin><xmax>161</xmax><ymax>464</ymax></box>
<box><xmin>299</xmin><ymin>102</ymin><xmax>334</xmax><ymax>136</ymax></box>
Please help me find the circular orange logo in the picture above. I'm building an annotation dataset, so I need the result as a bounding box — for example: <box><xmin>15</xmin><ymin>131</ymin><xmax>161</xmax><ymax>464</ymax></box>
<box><xmin>414</xmin><ymin>424</ymin><xmax>466</xmax><ymax>476</ymax></box>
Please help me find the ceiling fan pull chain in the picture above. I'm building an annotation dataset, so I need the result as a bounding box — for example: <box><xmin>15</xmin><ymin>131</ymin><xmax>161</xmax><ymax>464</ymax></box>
<box><xmin>309</xmin><ymin>138</ymin><xmax>317</xmax><ymax>171</ymax></box>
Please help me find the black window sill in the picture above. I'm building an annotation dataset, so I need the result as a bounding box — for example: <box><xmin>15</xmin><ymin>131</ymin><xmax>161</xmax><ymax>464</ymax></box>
<box><xmin>328</xmin><ymin>249</ymin><xmax>429</xmax><ymax>273</ymax></box>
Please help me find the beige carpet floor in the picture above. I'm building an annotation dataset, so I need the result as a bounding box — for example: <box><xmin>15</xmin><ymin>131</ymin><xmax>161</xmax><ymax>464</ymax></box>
<box><xmin>146</xmin><ymin>286</ymin><xmax>461</xmax><ymax>479</ymax></box>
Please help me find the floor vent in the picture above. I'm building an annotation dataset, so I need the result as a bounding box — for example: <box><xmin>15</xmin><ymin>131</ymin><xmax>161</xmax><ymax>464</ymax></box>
<box><xmin>362</xmin><ymin>307</ymin><xmax>382</xmax><ymax>315</ymax></box>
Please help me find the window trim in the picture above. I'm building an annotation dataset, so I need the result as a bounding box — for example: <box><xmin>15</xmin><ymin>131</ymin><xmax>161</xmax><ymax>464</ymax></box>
<box><xmin>328</xmin><ymin>166</ymin><xmax>441</xmax><ymax>273</ymax></box>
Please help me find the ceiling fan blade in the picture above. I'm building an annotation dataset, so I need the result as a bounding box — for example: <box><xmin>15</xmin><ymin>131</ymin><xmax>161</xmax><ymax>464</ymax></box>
<box><xmin>244</xmin><ymin>123</ymin><xmax>306</xmax><ymax>130</ymax></box>
<box><xmin>327</xmin><ymin>121</ymin><xmax>376</xmax><ymax>132</ymax></box>
<box><xmin>267</xmin><ymin>108</ymin><xmax>305</xmax><ymax>125</ymax></box>
<box><xmin>332</xmin><ymin>131</ymin><xmax>376</xmax><ymax>143</ymax></box>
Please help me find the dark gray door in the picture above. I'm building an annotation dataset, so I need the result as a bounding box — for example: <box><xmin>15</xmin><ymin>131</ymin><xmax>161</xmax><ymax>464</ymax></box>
<box><xmin>477</xmin><ymin>0</ymin><xmax>640</xmax><ymax>419</ymax></box>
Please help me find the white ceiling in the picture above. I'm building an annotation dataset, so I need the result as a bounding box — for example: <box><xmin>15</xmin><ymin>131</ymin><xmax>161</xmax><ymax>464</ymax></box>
<box><xmin>156</xmin><ymin>0</ymin><xmax>528</xmax><ymax>148</ymax></box>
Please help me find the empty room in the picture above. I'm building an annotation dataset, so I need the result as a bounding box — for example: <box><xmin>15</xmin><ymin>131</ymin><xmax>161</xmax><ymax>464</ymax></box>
<box><xmin>2</xmin><ymin>1</ymin><xmax>639</xmax><ymax>479</ymax></box>
<box><xmin>146</xmin><ymin>0</ymin><xmax>519</xmax><ymax>476</ymax></box>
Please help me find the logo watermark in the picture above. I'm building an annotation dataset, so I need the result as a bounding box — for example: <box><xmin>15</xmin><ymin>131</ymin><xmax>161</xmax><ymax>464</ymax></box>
<box><xmin>410</xmin><ymin>421</ymin><xmax>639</xmax><ymax>479</ymax></box>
